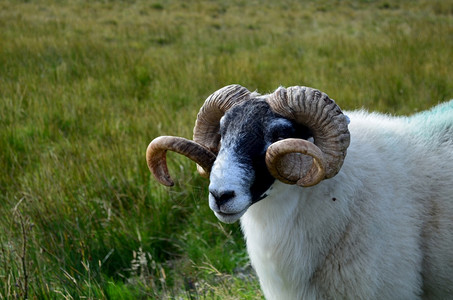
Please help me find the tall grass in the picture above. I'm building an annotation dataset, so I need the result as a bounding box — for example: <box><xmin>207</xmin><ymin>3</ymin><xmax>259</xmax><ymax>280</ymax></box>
<box><xmin>0</xmin><ymin>0</ymin><xmax>452</xmax><ymax>298</ymax></box>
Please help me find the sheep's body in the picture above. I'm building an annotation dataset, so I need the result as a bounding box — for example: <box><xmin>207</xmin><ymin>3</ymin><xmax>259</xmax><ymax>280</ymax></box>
<box><xmin>241</xmin><ymin>101</ymin><xmax>453</xmax><ymax>299</ymax></box>
<box><xmin>147</xmin><ymin>85</ymin><xmax>453</xmax><ymax>299</ymax></box>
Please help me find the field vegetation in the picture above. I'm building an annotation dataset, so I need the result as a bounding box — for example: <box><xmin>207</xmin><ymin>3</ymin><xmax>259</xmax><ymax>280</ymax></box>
<box><xmin>0</xmin><ymin>0</ymin><xmax>452</xmax><ymax>298</ymax></box>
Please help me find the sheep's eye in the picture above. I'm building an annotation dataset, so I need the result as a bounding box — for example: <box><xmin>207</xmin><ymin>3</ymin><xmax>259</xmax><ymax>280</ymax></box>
<box><xmin>271</xmin><ymin>134</ymin><xmax>285</xmax><ymax>143</ymax></box>
<box><xmin>270</xmin><ymin>127</ymin><xmax>292</xmax><ymax>143</ymax></box>
<box><xmin>267</xmin><ymin>118</ymin><xmax>294</xmax><ymax>143</ymax></box>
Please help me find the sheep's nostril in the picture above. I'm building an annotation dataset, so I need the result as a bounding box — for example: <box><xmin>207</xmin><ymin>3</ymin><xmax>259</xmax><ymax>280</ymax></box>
<box><xmin>211</xmin><ymin>190</ymin><xmax>235</xmax><ymax>207</ymax></box>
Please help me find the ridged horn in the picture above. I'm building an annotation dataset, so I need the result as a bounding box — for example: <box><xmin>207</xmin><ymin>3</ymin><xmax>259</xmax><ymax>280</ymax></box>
<box><xmin>266</xmin><ymin>86</ymin><xmax>350</xmax><ymax>186</ymax></box>
<box><xmin>193</xmin><ymin>84</ymin><xmax>255</xmax><ymax>177</ymax></box>
<box><xmin>146</xmin><ymin>136</ymin><xmax>216</xmax><ymax>186</ymax></box>
<box><xmin>266</xmin><ymin>138</ymin><xmax>326</xmax><ymax>187</ymax></box>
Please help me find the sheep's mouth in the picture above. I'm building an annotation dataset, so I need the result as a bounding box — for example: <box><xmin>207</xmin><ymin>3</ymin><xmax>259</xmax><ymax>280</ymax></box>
<box><xmin>214</xmin><ymin>209</ymin><xmax>248</xmax><ymax>224</ymax></box>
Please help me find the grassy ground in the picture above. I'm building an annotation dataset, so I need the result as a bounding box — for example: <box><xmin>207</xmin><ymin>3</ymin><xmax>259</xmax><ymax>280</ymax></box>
<box><xmin>0</xmin><ymin>0</ymin><xmax>452</xmax><ymax>298</ymax></box>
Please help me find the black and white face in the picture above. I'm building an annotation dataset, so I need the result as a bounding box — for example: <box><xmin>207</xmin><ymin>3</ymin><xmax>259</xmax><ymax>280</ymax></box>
<box><xmin>208</xmin><ymin>100</ymin><xmax>312</xmax><ymax>223</ymax></box>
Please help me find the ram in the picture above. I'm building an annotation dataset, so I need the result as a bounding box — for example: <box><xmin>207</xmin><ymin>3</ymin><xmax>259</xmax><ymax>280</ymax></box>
<box><xmin>146</xmin><ymin>85</ymin><xmax>453</xmax><ymax>299</ymax></box>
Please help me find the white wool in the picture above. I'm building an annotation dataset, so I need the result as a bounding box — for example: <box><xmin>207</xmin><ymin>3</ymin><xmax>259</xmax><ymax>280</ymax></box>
<box><xmin>240</xmin><ymin>103</ymin><xmax>453</xmax><ymax>299</ymax></box>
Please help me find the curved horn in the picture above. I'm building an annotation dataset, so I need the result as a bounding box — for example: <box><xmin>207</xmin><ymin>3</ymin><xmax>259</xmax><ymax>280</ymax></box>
<box><xmin>266</xmin><ymin>86</ymin><xmax>350</xmax><ymax>186</ymax></box>
<box><xmin>266</xmin><ymin>139</ymin><xmax>325</xmax><ymax>187</ymax></box>
<box><xmin>146</xmin><ymin>136</ymin><xmax>216</xmax><ymax>186</ymax></box>
<box><xmin>193</xmin><ymin>84</ymin><xmax>255</xmax><ymax>176</ymax></box>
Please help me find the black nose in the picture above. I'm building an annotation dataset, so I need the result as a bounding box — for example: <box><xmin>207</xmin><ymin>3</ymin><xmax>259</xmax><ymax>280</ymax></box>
<box><xmin>210</xmin><ymin>190</ymin><xmax>235</xmax><ymax>207</ymax></box>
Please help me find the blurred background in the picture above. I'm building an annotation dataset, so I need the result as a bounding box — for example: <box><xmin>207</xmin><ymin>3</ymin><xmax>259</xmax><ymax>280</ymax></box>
<box><xmin>1</xmin><ymin>0</ymin><xmax>452</xmax><ymax>298</ymax></box>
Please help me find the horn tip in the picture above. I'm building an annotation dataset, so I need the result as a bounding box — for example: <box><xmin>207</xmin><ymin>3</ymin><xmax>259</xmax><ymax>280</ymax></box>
<box><xmin>157</xmin><ymin>175</ymin><xmax>175</xmax><ymax>187</ymax></box>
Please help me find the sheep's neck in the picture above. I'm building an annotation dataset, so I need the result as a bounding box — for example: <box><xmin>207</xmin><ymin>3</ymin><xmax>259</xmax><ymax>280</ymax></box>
<box><xmin>240</xmin><ymin>181</ymin><xmax>352</xmax><ymax>299</ymax></box>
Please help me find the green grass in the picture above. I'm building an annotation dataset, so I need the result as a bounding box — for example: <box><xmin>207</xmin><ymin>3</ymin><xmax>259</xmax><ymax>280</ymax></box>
<box><xmin>0</xmin><ymin>0</ymin><xmax>452</xmax><ymax>298</ymax></box>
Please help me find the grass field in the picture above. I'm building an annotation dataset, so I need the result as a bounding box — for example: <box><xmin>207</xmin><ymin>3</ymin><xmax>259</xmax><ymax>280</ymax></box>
<box><xmin>0</xmin><ymin>0</ymin><xmax>452</xmax><ymax>298</ymax></box>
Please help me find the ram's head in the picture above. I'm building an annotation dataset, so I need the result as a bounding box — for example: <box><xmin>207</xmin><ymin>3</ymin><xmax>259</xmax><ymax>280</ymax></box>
<box><xmin>146</xmin><ymin>85</ymin><xmax>350</xmax><ymax>223</ymax></box>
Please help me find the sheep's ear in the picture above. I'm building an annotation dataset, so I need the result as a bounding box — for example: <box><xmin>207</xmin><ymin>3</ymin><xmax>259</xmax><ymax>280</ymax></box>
<box><xmin>345</xmin><ymin>114</ymin><xmax>351</xmax><ymax>124</ymax></box>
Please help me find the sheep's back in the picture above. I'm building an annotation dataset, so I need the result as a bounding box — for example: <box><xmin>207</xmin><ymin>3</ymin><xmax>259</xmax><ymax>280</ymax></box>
<box><xmin>345</xmin><ymin>105</ymin><xmax>453</xmax><ymax>298</ymax></box>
